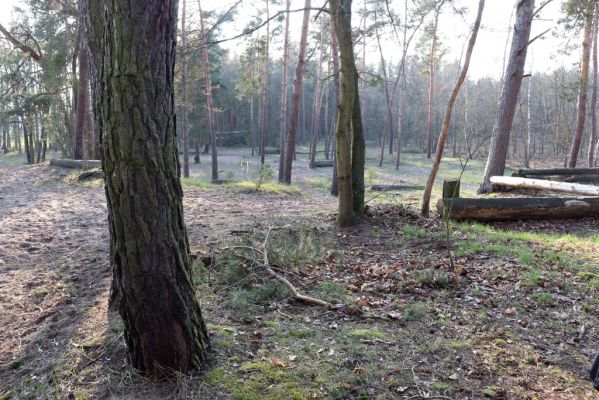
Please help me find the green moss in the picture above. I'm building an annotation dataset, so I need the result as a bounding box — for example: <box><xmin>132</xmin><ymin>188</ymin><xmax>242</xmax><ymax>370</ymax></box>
<box><xmin>347</xmin><ymin>328</ymin><xmax>385</xmax><ymax>340</ymax></box>
<box><xmin>205</xmin><ymin>363</ymin><xmax>312</xmax><ymax>400</ymax></box>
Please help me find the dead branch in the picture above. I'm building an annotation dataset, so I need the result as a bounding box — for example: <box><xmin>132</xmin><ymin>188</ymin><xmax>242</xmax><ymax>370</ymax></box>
<box><xmin>261</xmin><ymin>227</ymin><xmax>331</xmax><ymax>308</ymax></box>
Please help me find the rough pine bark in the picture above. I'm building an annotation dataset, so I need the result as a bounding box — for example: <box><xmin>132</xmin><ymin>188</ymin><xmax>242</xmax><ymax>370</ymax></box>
<box><xmin>283</xmin><ymin>0</ymin><xmax>311</xmax><ymax>184</ymax></box>
<box><xmin>568</xmin><ymin>5</ymin><xmax>594</xmax><ymax>167</ymax></box>
<box><xmin>478</xmin><ymin>0</ymin><xmax>534</xmax><ymax>193</ymax></box>
<box><xmin>86</xmin><ymin>0</ymin><xmax>209</xmax><ymax>374</ymax></box>
<box><xmin>331</xmin><ymin>0</ymin><xmax>356</xmax><ymax>226</ymax></box>
<box><xmin>421</xmin><ymin>0</ymin><xmax>484</xmax><ymax>217</ymax></box>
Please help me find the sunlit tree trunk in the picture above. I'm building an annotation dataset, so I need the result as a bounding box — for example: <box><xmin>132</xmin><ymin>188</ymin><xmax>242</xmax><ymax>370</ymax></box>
<box><xmin>478</xmin><ymin>0</ymin><xmax>534</xmax><ymax>193</ymax></box>
<box><xmin>331</xmin><ymin>0</ymin><xmax>358</xmax><ymax>226</ymax></box>
<box><xmin>85</xmin><ymin>0</ymin><xmax>209</xmax><ymax>375</ymax></box>
<box><xmin>568</xmin><ymin>5</ymin><xmax>593</xmax><ymax>167</ymax></box>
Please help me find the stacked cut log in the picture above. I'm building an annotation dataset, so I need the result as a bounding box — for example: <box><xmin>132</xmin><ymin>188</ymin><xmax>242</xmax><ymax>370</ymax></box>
<box><xmin>512</xmin><ymin>167</ymin><xmax>599</xmax><ymax>184</ymax></box>
<box><xmin>49</xmin><ymin>159</ymin><xmax>102</xmax><ymax>170</ymax></box>
<box><xmin>438</xmin><ymin>197</ymin><xmax>599</xmax><ymax>221</ymax></box>
<box><xmin>437</xmin><ymin>177</ymin><xmax>599</xmax><ymax>221</ymax></box>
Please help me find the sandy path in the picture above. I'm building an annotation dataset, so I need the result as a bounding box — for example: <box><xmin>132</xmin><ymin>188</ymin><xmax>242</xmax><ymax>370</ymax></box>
<box><xmin>0</xmin><ymin>161</ymin><xmax>335</xmax><ymax>391</ymax></box>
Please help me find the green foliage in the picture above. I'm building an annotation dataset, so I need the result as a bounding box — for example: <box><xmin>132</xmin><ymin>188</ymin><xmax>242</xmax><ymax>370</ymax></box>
<box><xmin>254</xmin><ymin>163</ymin><xmax>274</xmax><ymax>191</ymax></box>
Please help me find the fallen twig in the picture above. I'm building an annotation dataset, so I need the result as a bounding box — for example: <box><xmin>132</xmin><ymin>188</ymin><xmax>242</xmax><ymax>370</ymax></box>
<box><xmin>261</xmin><ymin>227</ymin><xmax>331</xmax><ymax>309</ymax></box>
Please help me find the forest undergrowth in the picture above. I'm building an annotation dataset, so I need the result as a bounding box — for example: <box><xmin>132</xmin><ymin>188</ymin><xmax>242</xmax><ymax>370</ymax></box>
<box><xmin>1</xmin><ymin>154</ymin><xmax>598</xmax><ymax>399</ymax></box>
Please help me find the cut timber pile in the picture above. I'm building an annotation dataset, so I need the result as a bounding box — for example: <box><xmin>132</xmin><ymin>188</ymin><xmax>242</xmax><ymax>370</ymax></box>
<box><xmin>311</xmin><ymin>160</ymin><xmax>334</xmax><ymax>168</ymax></box>
<box><xmin>370</xmin><ymin>184</ymin><xmax>424</xmax><ymax>191</ymax></box>
<box><xmin>49</xmin><ymin>159</ymin><xmax>102</xmax><ymax>170</ymax></box>
<box><xmin>512</xmin><ymin>167</ymin><xmax>599</xmax><ymax>184</ymax></box>
<box><xmin>437</xmin><ymin>197</ymin><xmax>599</xmax><ymax>221</ymax></box>
<box><xmin>490</xmin><ymin>176</ymin><xmax>599</xmax><ymax>196</ymax></box>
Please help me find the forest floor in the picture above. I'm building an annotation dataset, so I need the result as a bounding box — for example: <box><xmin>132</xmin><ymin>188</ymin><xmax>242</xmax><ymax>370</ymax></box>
<box><xmin>0</xmin><ymin>148</ymin><xmax>598</xmax><ymax>399</ymax></box>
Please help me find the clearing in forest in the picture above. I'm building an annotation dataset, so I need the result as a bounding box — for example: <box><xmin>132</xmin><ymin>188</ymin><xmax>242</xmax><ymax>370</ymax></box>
<box><xmin>0</xmin><ymin>151</ymin><xmax>598</xmax><ymax>399</ymax></box>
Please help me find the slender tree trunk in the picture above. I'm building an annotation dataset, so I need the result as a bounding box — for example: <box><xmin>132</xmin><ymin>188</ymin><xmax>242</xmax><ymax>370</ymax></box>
<box><xmin>85</xmin><ymin>0</ymin><xmax>209</xmax><ymax>375</ymax></box>
<box><xmin>478</xmin><ymin>0</ymin><xmax>535</xmax><ymax>193</ymax></box>
<box><xmin>41</xmin><ymin>125</ymin><xmax>47</xmax><ymax>162</ymax></box>
<box><xmin>330</xmin><ymin>18</ymin><xmax>341</xmax><ymax>196</ymax></box>
<box><xmin>23</xmin><ymin>119</ymin><xmax>32</xmax><ymax>164</ymax></box>
<box><xmin>73</xmin><ymin>30</ymin><xmax>87</xmax><ymax>161</ymax></box>
<box><xmin>250</xmin><ymin>97</ymin><xmax>255</xmax><ymax>156</ymax></box>
<box><xmin>278</xmin><ymin>0</ymin><xmax>291</xmax><ymax>181</ymax></box>
<box><xmin>421</xmin><ymin>0</ymin><xmax>484</xmax><ymax>217</ymax></box>
<box><xmin>524</xmin><ymin>73</ymin><xmax>532</xmax><ymax>168</ymax></box>
<box><xmin>568</xmin><ymin>5</ymin><xmax>594</xmax><ymax>167</ymax></box>
<box><xmin>198</xmin><ymin>0</ymin><xmax>218</xmax><ymax>181</ymax></box>
<box><xmin>589</xmin><ymin>4</ymin><xmax>599</xmax><ymax>167</ymax></box>
<box><xmin>181</xmin><ymin>0</ymin><xmax>190</xmax><ymax>177</ymax></box>
<box><xmin>427</xmin><ymin>9</ymin><xmax>440</xmax><ymax>159</ymax></box>
<box><xmin>283</xmin><ymin>0</ymin><xmax>311</xmax><ymax>184</ymax></box>
<box><xmin>352</xmin><ymin>67</ymin><xmax>365</xmax><ymax>219</ymax></box>
<box><xmin>259</xmin><ymin>0</ymin><xmax>271</xmax><ymax>165</ymax></box>
<box><xmin>310</xmin><ymin>19</ymin><xmax>326</xmax><ymax>168</ymax></box>
<box><xmin>376</xmin><ymin>10</ymin><xmax>393</xmax><ymax>167</ymax></box>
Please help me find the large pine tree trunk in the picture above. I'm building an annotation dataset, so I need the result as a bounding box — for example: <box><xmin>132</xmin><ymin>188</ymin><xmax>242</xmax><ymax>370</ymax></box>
<box><xmin>331</xmin><ymin>0</ymin><xmax>356</xmax><ymax>226</ymax></box>
<box><xmin>421</xmin><ymin>0</ymin><xmax>484</xmax><ymax>217</ymax></box>
<box><xmin>568</xmin><ymin>6</ymin><xmax>594</xmax><ymax>167</ymax></box>
<box><xmin>478</xmin><ymin>0</ymin><xmax>535</xmax><ymax>193</ymax></box>
<box><xmin>86</xmin><ymin>0</ymin><xmax>209</xmax><ymax>375</ymax></box>
<box><xmin>278</xmin><ymin>0</ymin><xmax>291</xmax><ymax>182</ymax></box>
<box><xmin>283</xmin><ymin>0</ymin><xmax>311</xmax><ymax>184</ymax></box>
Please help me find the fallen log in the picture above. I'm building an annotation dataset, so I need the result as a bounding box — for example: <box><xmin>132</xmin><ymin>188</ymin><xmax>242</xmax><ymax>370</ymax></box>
<box><xmin>49</xmin><ymin>158</ymin><xmax>102</xmax><ymax>170</ymax></box>
<box><xmin>312</xmin><ymin>160</ymin><xmax>334</xmax><ymax>168</ymax></box>
<box><xmin>490</xmin><ymin>176</ymin><xmax>599</xmax><ymax>196</ymax></box>
<box><xmin>437</xmin><ymin>197</ymin><xmax>599</xmax><ymax>221</ymax></box>
<box><xmin>512</xmin><ymin>173</ymin><xmax>599</xmax><ymax>184</ymax></box>
<box><xmin>514</xmin><ymin>167</ymin><xmax>599</xmax><ymax>176</ymax></box>
<box><xmin>370</xmin><ymin>184</ymin><xmax>424</xmax><ymax>191</ymax></box>
<box><xmin>78</xmin><ymin>170</ymin><xmax>104</xmax><ymax>181</ymax></box>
